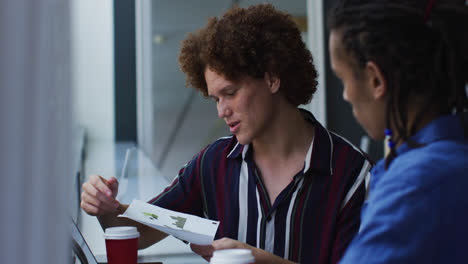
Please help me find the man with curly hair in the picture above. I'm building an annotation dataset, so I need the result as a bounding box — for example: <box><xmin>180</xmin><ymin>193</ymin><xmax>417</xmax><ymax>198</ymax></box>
<box><xmin>81</xmin><ymin>4</ymin><xmax>372</xmax><ymax>263</ymax></box>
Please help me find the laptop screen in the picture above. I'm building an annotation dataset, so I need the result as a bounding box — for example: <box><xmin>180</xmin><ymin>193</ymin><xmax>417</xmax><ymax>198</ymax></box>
<box><xmin>71</xmin><ymin>219</ymin><xmax>99</xmax><ymax>264</ymax></box>
<box><xmin>70</xmin><ymin>219</ymin><xmax>164</xmax><ymax>264</ymax></box>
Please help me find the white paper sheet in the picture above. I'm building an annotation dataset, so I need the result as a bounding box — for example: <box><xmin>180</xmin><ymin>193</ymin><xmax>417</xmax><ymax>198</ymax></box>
<box><xmin>119</xmin><ymin>200</ymin><xmax>219</xmax><ymax>245</ymax></box>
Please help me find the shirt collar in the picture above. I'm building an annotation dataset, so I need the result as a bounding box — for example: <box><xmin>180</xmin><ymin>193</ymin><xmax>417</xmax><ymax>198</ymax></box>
<box><xmin>302</xmin><ymin>109</ymin><xmax>334</xmax><ymax>176</ymax></box>
<box><xmin>226</xmin><ymin>109</ymin><xmax>334</xmax><ymax>177</ymax></box>
<box><xmin>227</xmin><ymin>141</ymin><xmax>243</xmax><ymax>159</ymax></box>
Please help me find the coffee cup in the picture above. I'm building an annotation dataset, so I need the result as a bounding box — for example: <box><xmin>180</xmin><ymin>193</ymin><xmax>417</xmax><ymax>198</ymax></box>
<box><xmin>104</xmin><ymin>226</ymin><xmax>139</xmax><ymax>264</ymax></box>
<box><xmin>210</xmin><ymin>249</ymin><xmax>255</xmax><ymax>264</ymax></box>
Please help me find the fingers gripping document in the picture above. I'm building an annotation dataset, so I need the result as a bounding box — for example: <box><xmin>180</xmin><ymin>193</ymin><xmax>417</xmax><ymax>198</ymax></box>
<box><xmin>119</xmin><ymin>200</ymin><xmax>220</xmax><ymax>245</ymax></box>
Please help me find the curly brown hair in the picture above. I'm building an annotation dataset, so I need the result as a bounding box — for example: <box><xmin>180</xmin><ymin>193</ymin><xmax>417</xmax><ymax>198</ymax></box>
<box><xmin>178</xmin><ymin>3</ymin><xmax>318</xmax><ymax>106</ymax></box>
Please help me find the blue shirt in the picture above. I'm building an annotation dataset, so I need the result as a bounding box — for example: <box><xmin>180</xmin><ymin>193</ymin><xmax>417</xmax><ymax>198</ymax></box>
<box><xmin>150</xmin><ymin>109</ymin><xmax>372</xmax><ymax>263</ymax></box>
<box><xmin>340</xmin><ymin>113</ymin><xmax>468</xmax><ymax>263</ymax></box>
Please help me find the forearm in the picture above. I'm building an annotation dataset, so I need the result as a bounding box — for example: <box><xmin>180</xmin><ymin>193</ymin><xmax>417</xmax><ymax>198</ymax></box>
<box><xmin>251</xmin><ymin>247</ymin><xmax>296</xmax><ymax>264</ymax></box>
<box><xmin>97</xmin><ymin>204</ymin><xmax>168</xmax><ymax>249</ymax></box>
<box><xmin>96</xmin><ymin>204</ymin><xmax>131</xmax><ymax>229</ymax></box>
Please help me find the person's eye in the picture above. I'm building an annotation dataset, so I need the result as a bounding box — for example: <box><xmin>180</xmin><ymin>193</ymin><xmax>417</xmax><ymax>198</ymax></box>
<box><xmin>226</xmin><ymin>89</ymin><xmax>237</xmax><ymax>96</ymax></box>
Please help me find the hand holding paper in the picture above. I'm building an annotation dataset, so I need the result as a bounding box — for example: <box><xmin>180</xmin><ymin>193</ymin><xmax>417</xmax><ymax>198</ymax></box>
<box><xmin>119</xmin><ymin>200</ymin><xmax>220</xmax><ymax>245</ymax></box>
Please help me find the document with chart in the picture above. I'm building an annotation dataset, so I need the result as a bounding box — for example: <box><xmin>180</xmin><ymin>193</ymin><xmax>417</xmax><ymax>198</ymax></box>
<box><xmin>119</xmin><ymin>199</ymin><xmax>220</xmax><ymax>245</ymax></box>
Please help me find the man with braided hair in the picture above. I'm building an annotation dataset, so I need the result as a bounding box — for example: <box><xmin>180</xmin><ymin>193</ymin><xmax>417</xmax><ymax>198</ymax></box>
<box><xmin>81</xmin><ymin>3</ymin><xmax>372</xmax><ymax>264</ymax></box>
<box><xmin>328</xmin><ymin>0</ymin><xmax>468</xmax><ymax>262</ymax></box>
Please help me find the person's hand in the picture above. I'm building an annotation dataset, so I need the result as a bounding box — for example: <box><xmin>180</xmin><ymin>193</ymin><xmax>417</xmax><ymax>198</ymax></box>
<box><xmin>192</xmin><ymin>238</ymin><xmax>296</xmax><ymax>264</ymax></box>
<box><xmin>190</xmin><ymin>243</ymin><xmax>214</xmax><ymax>262</ymax></box>
<box><xmin>190</xmin><ymin>238</ymin><xmax>253</xmax><ymax>262</ymax></box>
<box><xmin>81</xmin><ymin>174</ymin><xmax>120</xmax><ymax>216</ymax></box>
<box><xmin>212</xmin><ymin>237</ymin><xmax>253</xmax><ymax>251</ymax></box>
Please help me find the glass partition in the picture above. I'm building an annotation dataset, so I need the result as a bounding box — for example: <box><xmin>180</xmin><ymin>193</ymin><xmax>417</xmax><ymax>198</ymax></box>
<box><xmin>136</xmin><ymin>0</ymin><xmax>309</xmax><ymax>180</ymax></box>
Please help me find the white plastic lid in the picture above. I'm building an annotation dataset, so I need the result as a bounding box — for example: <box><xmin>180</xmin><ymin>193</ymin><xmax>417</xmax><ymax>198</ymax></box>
<box><xmin>210</xmin><ymin>249</ymin><xmax>255</xmax><ymax>264</ymax></box>
<box><xmin>104</xmin><ymin>226</ymin><xmax>140</xmax><ymax>240</ymax></box>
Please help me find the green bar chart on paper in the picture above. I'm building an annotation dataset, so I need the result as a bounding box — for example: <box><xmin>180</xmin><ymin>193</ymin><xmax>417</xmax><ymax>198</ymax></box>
<box><xmin>119</xmin><ymin>199</ymin><xmax>220</xmax><ymax>245</ymax></box>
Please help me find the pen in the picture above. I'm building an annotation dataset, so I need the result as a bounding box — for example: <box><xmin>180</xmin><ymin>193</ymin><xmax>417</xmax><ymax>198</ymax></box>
<box><xmin>116</xmin><ymin>147</ymin><xmax>134</xmax><ymax>200</ymax></box>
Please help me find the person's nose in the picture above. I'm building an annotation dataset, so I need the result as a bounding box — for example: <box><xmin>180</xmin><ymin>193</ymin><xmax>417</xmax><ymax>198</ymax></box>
<box><xmin>217</xmin><ymin>100</ymin><xmax>232</xmax><ymax>118</ymax></box>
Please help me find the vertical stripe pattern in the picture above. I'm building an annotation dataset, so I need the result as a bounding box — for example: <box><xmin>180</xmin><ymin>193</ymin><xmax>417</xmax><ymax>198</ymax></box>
<box><xmin>238</xmin><ymin>145</ymin><xmax>250</xmax><ymax>243</ymax></box>
<box><xmin>150</xmin><ymin>110</ymin><xmax>371</xmax><ymax>263</ymax></box>
<box><xmin>265</xmin><ymin>211</ymin><xmax>276</xmax><ymax>253</ymax></box>
<box><xmin>255</xmin><ymin>188</ymin><xmax>263</xmax><ymax>248</ymax></box>
<box><xmin>284</xmin><ymin>177</ymin><xmax>304</xmax><ymax>259</ymax></box>
<box><xmin>341</xmin><ymin>160</ymin><xmax>372</xmax><ymax>210</ymax></box>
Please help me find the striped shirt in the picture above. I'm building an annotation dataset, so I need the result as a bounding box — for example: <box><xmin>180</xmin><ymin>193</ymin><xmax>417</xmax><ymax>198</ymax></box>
<box><xmin>149</xmin><ymin>110</ymin><xmax>372</xmax><ymax>263</ymax></box>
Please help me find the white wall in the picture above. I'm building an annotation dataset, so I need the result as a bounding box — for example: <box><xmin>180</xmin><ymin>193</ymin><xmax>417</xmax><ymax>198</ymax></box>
<box><xmin>71</xmin><ymin>0</ymin><xmax>115</xmax><ymax>143</ymax></box>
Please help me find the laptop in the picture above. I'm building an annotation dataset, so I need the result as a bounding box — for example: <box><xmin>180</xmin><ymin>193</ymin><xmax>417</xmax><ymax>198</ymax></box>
<box><xmin>71</xmin><ymin>219</ymin><xmax>162</xmax><ymax>264</ymax></box>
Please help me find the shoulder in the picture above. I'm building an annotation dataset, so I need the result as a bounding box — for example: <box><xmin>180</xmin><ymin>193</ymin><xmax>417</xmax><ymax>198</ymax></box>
<box><xmin>361</xmin><ymin>143</ymin><xmax>468</xmax><ymax>231</ymax></box>
<box><xmin>329</xmin><ymin>131</ymin><xmax>373</xmax><ymax>164</ymax></box>
<box><xmin>326</xmin><ymin>131</ymin><xmax>373</xmax><ymax>188</ymax></box>
<box><xmin>301</xmin><ymin>108</ymin><xmax>371</xmax><ymax>164</ymax></box>
<box><xmin>321</xmin><ymin>131</ymin><xmax>372</xmax><ymax>208</ymax></box>
<box><xmin>178</xmin><ymin>136</ymin><xmax>239</xmax><ymax>181</ymax></box>
<box><xmin>367</xmin><ymin>141</ymin><xmax>468</xmax><ymax>216</ymax></box>
<box><xmin>386</xmin><ymin>141</ymin><xmax>468</xmax><ymax>190</ymax></box>
<box><xmin>197</xmin><ymin>135</ymin><xmax>240</xmax><ymax>163</ymax></box>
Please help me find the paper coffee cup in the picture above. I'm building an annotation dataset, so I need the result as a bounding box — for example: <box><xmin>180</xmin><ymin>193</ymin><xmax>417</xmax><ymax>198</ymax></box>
<box><xmin>210</xmin><ymin>249</ymin><xmax>255</xmax><ymax>264</ymax></box>
<box><xmin>104</xmin><ymin>226</ymin><xmax>140</xmax><ymax>264</ymax></box>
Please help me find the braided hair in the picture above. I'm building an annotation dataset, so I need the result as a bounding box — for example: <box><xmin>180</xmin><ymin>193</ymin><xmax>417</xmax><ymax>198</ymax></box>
<box><xmin>328</xmin><ymin>0</ymin><xmax>468</xmax><ymax>168</ymax></box>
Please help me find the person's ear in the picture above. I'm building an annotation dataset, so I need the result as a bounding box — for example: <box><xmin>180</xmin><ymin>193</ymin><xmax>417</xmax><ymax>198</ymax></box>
<box><xmin>365</xmin><ymin>61</ymin><xmax>387</xmax><ymax>100</ymax></box>
<box><xmin>264</xmin><ymin>72</ymin><xmax>280</xmax><ymax>94</ymax></box>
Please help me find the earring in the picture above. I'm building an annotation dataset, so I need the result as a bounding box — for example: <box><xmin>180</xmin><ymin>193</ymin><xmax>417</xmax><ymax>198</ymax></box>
<box><xmin>385</xmin><ymin>128</ymin><xmax>395</xmax><ymax>149</ymax></box>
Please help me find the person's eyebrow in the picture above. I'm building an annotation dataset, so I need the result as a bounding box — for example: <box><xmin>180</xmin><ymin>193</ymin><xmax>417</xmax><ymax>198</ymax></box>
<box><xmin>220</xmin><ymin>85</ymin><xmax>237</xmax><ymax>93</ymax></box>
<box><xmin>208</xmin><ymin>85</ymin><xmax>237</xmax><ymax>98</ymax></box>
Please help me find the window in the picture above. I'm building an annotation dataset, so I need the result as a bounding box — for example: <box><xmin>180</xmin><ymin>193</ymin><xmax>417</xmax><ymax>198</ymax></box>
<box><xmin>136</xmin><ymin>0</ymin><xmax>312</xmax><ymax>179</ymax></box>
